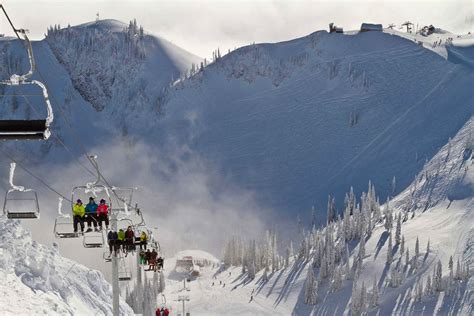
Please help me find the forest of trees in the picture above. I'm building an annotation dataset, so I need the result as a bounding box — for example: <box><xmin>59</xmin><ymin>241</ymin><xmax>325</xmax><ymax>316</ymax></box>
<box><xmin>221</xmin><ymin>181</ymin><xmax>470</xmax><ymax>314</ymax></box>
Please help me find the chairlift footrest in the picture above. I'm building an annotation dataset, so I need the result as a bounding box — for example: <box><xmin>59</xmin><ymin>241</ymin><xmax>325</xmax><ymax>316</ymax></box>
<box><xmin>7</xmin><ymin>212</ymin><xmax>38</xmax><ymax>219</ymax></box>
<box><xmin>56</xmin><ymin>233</ymin><xmax>81</xmax><ymax>238</ymax></box>
<box><xmin>84</xmin><ymin>243</ymin><xmax>103</xmax><ymax>248</ymax></box>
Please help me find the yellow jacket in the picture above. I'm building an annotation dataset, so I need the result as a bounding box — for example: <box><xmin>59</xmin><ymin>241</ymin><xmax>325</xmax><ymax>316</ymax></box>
<box><xmin>140</xmin><ymin>232</ymin><xmax>147</xmax><ymax>242</ymax></box>
<box><xmin>73</xmin><ymin>204</ymin><xmax>85</xmax><ymax>217</ymax></box>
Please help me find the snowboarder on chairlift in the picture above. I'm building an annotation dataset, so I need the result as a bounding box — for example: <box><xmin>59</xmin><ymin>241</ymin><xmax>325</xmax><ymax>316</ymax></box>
<box><xmin>117</xmin><ymin>228</ymin><xmax>126</xmax><ymax>253</ymax></box>
<box><xmin>149</xmin><ymin>249</ymin><xmax>158</xmax><ymax>271</ymax></box>
<box><xmin>85</xmin><ymin>197</ymin><xmax>98</xmax><ymax>232</ymax></box>
<box><xmin>139</xmin><ymin>231</ymin><xmax>148</xmax><ymax>250</ymax></box>
<box><xmin>96</xmin><ymin>199</ymin><xmax>109</xmax><ymax>230</ymax></box>
<box><xmin>107</xmin><ymin>229</ymin><xmax>118</xmax><ymax>255</ymax></box>
<box><xmin>72</xmin><ymin>199</ymin><xmax>85</xmax><ymax>233</ymax></box>
<box><xmin>157</xmin><ymin>256</ymin><xmax>164</xmax><ymax>270</ymax></box>
<box><xmin>125</xmin><ymin>226</ymin><xmax>135</xmax><ymax>252</ymax></box>
<box><xmin>139</xmin><ymin>250</ymin><xmax>146</xmax><ymax>265</ymax></box>
<box><xmin>145</xmin><ymin>249</ymin><xmax>151</xmax><ymax>265</ymax></box>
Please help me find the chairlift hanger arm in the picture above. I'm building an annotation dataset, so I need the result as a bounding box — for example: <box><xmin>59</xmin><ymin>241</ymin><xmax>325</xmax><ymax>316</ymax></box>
<box><xmin>0</xmin><ymin>4</ymin><xmax>21</xmax><ymax>39</ymax></box>
<box><xmin>0</xmin><ymin>5</ymin><xmax>35</xmax><ymax>81</ymax></box>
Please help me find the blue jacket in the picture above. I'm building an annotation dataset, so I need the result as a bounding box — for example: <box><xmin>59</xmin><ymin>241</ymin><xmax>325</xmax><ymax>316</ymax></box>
<box><xmin>108</xmin><ymin>231</ymin><xmax>118</xmax><ymax>241</ymax></box>
<box><xmin>85</xmin><ymin>202</ymin><xmax>98</xmax><ymax>214</ymax></box>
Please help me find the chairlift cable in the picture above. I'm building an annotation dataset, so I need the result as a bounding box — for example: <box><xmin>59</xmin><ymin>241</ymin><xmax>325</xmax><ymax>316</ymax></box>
<box><xmin>0</xmin><ymin>147</ymin><xmax>72</xmax><ymax>202</ymax></box>
<box><xmin>3</xmin><ymin>10</ymin><xmax>148</xmax><ymax>225</ymax></box>
<box><xmin>0</xmin><ymin>94</ymin><xmax>43</xmax><ymax>97</ymax></box>
<box><xmin>19</xmin><ymin>94</ymin><xmax>97</xmax><ymax>177</ymax></box>
<box><xmin>33</xmin><ymin>66</ymin><xmax>136</xmax><ymax>209</ymax></box>
<box><xmin>0</xmin><ymin>4</ymin><xmax>21</xmax><ymax>39</ymax></box>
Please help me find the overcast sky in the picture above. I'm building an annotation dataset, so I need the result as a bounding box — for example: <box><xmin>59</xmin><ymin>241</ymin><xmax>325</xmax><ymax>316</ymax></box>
<box><xmin>1</xmin><ymin>0</ymin><xmax>472</xmax><ymax>58</ymax></box>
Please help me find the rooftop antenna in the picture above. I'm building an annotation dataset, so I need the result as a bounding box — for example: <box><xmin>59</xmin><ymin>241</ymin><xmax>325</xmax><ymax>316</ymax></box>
<box><xmin>401</xmin><ymin>21</ymin><xmax>414</xmax><ymax>33</ymax></box>
<box><xmin>388</xmin><ymin>23</ymin><xmax>396</xmax><ymax>30</ymax></box>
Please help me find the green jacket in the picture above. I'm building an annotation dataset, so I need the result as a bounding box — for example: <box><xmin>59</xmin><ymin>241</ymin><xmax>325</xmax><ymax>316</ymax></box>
<box><xmin>73</xmin><ymin>204</ymin><xmax>85</xmax><ymax>217</ymax></box>
<box><xmin>118</xmin><ymin>230</ymin><xmax>125</xmax><ymax>241</ymax></box>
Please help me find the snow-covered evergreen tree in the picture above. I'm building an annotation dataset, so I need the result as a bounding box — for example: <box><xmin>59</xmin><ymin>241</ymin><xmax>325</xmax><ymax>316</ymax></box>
<box><xmin>351</xmin><ymin>281</ymin><xmax>361</xmax><ymax>315</ymax></box>
<box><xmin>400</xmin><ymin>235</ymin><xmax>405</xmax><ymax>255</ymax></box>
<box><xmin>395</xmin><ymin>214</ymin><xmax>401</xmax><ymax>245</ymax></box>
<box><xmin>425</xmin><ymin>275</ymin><xmax>433</xmax><ymax>295</ymax></box>
<box><xmin>448</xmin><ymin>255</ymin><xmax>454</xmax><ymax>277</ymax></box>
<box><xmin>384</xmin><ymin>199</ymin><xmax>393</xmax><ymax>231</ymax></box>
<box><xmin>405</xmin><ymin>247</ymin><xmax>410</xmax><ymax>267</ymax></box>
<box><xmin>434</xmin><ymin>260</ymin><xmax>443</xmax><ymax>292</ymax></box>
<box><xmin>455</xmin><ymin>258</ymin><xmax>462</xmax><ymax>280</ymax></box>
<box><xmin>359</xmin><ymin>282</ymin><xmax>367</xmax><ymax>314</ymax></box>
<box><xmin>414</xmin><ymin>236</ymin><xmax>420</xmax><ymax>269</ymax></box>
<box><xmin>414</xmin><ymin>278</ymin><xmax>423</xmax><ymax>302</ymax></box>
<box><xmin>371</xmin><ymin>275</ymin><xmax>379</xmax><ymax>307</ymax></box>
<box><xmin>386</xmin><ymin>232</ymin><xmax>393</xmax><ymax>264</ymax></box>
<box><xmin>327</xmin><ymin>195</ymin><xmax>336</xmax><ymax>223</ymax></box>
<box><xmin>358</xmin><ymin>237</ymin><xmax>365</xmax><ymax>262</ymax></box>
<box><xmin>330</xmin><ymin>265</ymin><xmax>343</xmax><ymax>292</ymax></box>
<box><xmin>304</xmin><ymin>267</ymin><xmax>317</xmax><ymax>304</ymax></box>
<box><xmin>262</xmin><ymin>266</ymin><xmax>269</xmax><ymax>282</ymax></box>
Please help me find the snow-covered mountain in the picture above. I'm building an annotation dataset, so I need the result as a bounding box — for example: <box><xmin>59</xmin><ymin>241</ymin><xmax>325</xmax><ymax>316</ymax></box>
<box><xmin>0</xmin><ymin>217</ymin><xmax>133</xmax><ymax>315</ymax></box>
<box><xmin>158</xmin><ymin>117</ymin><xmax>473</xmax><ymax>315</ymax></box>
<box><xmin>1</xmin><ymin>21</ymin><xmax>472</xmax><ymax>221</ymax></box>
<box><xmin>45</xmin><ymin>19</ymin><xmax>202</xmax><ymax>115</ymax></box>
<box><xmin>0</xmin><ymin>20</ymin><xmax>473</xmax><ymax>315</ymax></box>
<box><xmin>153</xmin><ymin>28</ymin><xmax>473</xmax><ymax>217</ymax></box>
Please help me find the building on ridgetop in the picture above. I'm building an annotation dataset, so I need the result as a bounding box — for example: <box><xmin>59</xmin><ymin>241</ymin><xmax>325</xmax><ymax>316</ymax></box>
<box><xmin>329</xmin><ymin>23</ymin><xmax>344</xmax><ymax>34</ymax></box>
<box><xmin>360</xmin><ymin>23</ymin><xmax>383</xmax><ymax>32</ymax></box>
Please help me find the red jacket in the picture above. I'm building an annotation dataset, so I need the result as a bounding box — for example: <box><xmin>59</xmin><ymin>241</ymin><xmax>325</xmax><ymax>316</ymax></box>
<box><xmin>97</xmin><ymin>204</ymin><xmax>108</xmax><ymax>216</ymax></box>
<box><xmin>155</xmin><ymin>309</ymin><xmax>160</xmax><ymax>316</ymax></box>
<box><xmin>125</xmin><ymin>230</ymin><xmax>134</xmax><ymax>239</ymax></box>
<box><xmin>163</xmin><ymin>309</ymin><xmax>169</xmax><ymax>316</ymax></box>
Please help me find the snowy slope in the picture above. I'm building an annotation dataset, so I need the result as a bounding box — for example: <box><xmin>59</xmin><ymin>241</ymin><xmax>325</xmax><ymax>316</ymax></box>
<box><xmin>1</xmin><ymin>24</ymin><xmax>472</xmax><ymax>222</ymax></box>
<box><xmin>154</xmin><ymin>28</ymin><xmax>474</xmax><ymax>217</ymax></box>
<box><xmin>385</xmin><ymin>28</ymin><xmax>474</xmax><ymax>66</ymax></box>
<box><xmin>340</xmin><ymin>116</ymin><xmax>474</xmax><ymax>315</ymax></box>
<box><xmin>0</xmin><ymin>217</ymin><xmax>133</xmax><ymax>315</ymax></box>
<box><xmin>0</xmin><ymin>23</ymin><xmax>473</xmax><ymax>315</ymax></box>
<box><xmin>45</xmin><ymin>19</ymin><xmax>202</xmax><ymax>116</ymax></box>
<box><xmin>159</xmin><ymin>117</ymin><xmax>474</xmax><ymax>315</ymax></box>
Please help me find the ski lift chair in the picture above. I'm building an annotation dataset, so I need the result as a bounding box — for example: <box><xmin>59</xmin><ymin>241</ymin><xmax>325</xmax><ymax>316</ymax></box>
<box><xmin>110</xmin><ymin>186</ymin><xmax>136</xmax><ymax>209</ymax></box>
<box><xmin>0</xmin><ymin>6</ymin><xmax>53</xmax><ymax>140</ymax></box>
<box><xmin>53</xmin><ymin>197</ymin><xmax>81</xmax><ymax>238</ymax></box>
<box><xmin>72</xmin><ymin>184</ymin><xmax>110</xmax><ymax>248</ymax></box>
<box><xmin>54</xmin><ymin>216</ymin><xmax>81</xmax><ymax>238</ymax></box>
<box><xmin>103</xmin><ymin>251</ymin><xmax>112</xmax><ymax>262</ymax></box>
<box><xmin>58</xmin><ymin>155</ymin><xmax>111</xmax><ymax>247</ymax></box>
<box><xmin>83</xmin><ymin>230</ymin><xmax>104</xmax><ymax>248</ymax></box>
<box><xmin>3</xmin><ymin>189</ymin><xmax>39</xmax><ymax>219</ymax></box>
<box><xmin>118</xmin><ymin>270</ymin><xmax>132</xmax><ymax>281</ymax></box>
<box><xmin>3</xmin><ymin>162</ymin><xmax>39</xmax><ymax>219</ymax></box>
<box><xmin>118</xmin><ymin>256</ymin><xmax>132</xmax><ymax>281</ymax></box>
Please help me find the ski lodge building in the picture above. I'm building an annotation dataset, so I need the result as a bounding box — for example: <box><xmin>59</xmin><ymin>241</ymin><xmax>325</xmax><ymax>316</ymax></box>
<box><xmin>360</xmin><ymin>23</ymin><xmax>383</xmax><ymax>32</ymax></box>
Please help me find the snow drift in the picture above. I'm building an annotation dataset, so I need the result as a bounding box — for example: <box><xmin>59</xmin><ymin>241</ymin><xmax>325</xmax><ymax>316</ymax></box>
<box><xmin>0</xmin><ymin>217</ymin><xmax>133</xmax><ymax>315</ymax></box>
